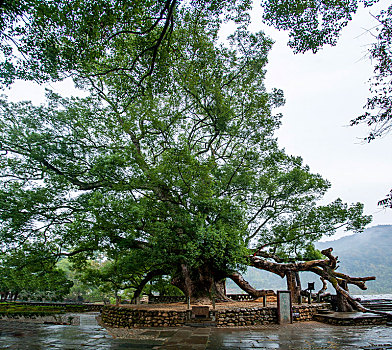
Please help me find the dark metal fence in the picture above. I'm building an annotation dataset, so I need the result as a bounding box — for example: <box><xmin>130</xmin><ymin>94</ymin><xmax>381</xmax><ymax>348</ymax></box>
<box><xmin>147</xmin><ymin>294</ymin><xmax>257</xmax><ymax>304</ymax></box>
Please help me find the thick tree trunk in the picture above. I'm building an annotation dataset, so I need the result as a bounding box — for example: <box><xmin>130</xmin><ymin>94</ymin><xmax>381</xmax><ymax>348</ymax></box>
<box><xmin>171</xmin><ymin>264</ymin><xmax>228</xmax><ymax>304</ymax></box>
<box><xmin>114</xmin><ymin>291</ymin><xmax>121</xmax><ymax>306</ymax></box>
<box><xmin>332</xmin><ymin>279</ymin><xmax>392</xmax><ymax>320</ymax></box>
<box><xmin>1</xmin><ymin>291</ymin><xmax>9</xmax><ymax>302</ymax></box>
<box><xmin>286</xmin><ymin>271</ymin><xmax>301</xmax><ymax>303</ymax></box>
<box><xmin>214</xmin><ymin>279</ymin><xmax>231</xmax><ymax>302</ymax></box>
<box><xmin>336</xmin><ymin>280</ymin><xmax>353</xmax><ymax>312</ymax></box>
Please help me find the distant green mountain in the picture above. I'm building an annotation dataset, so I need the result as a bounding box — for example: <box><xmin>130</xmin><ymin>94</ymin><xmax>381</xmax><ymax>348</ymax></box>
<box><xmin>316</xmin><ymin>224</ymin><xmax>392</xmax><ymax>295</ymax></box>
<box><xmin>227</xmin><ymin>225</ymin><xmax>392</xmax><ymax>295</ymax></box>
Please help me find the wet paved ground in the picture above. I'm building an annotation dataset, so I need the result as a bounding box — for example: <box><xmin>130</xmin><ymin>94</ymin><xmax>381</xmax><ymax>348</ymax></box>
<box><xmin>1</xmin><ymin>314</ymin><xmax>392</xmax><ymax>349</ymax></box>
<box><xmin>0</xmin><ymin>313</ymin><xmax>142</xmax><ymax>349</ymax></box>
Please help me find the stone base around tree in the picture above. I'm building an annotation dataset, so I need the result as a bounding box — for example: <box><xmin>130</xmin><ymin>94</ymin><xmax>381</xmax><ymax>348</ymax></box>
<box><xmin>314</xmin><ymin>311</ymin><xmax>388</xmax><ymax>326</ymax></box>
<box><xmin>101</xmin><ymin>302</ymin><xmax>330</xmax><ymax>328</ymax></box>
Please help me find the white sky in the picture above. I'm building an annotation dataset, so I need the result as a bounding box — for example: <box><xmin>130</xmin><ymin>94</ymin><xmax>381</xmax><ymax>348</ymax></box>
<box><xmin>249</xmin><ymin>1</ymin><xmax>392</xmax><ymax>239</ymax></box>
<box><xmin>4</xmin><ymin>1</ymin><xmax>392</xmax><ymax>240</ymax></box>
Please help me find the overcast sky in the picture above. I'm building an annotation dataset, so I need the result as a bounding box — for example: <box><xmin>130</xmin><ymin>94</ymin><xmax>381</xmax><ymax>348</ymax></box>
<box><xmin>249</xmin><ymin>1</ymin><xmax>392</xmax><ymax>239</ymax></box>
<box><xmin>5</xmin><ymin>1</ymin><xmax>392</xmax><ymax>241</ymax></box>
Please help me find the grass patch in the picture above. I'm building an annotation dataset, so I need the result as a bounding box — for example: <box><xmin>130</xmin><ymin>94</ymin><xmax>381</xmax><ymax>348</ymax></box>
<box><xmin>0</xmin><ymin>303</ymin><xmax>81</xmax><ymax>315</ymax></box>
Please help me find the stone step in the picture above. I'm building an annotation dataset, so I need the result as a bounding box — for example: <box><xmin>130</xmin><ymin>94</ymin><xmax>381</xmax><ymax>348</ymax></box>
<box><xmin>185</xmin><ymin>321</ymin><xmax>217</xmax><ymax>327</ymax></box>
<box><xmin>361</xmin><ymin>301</ymin><xmax>392</xmax><ymax>312</ymax></box>
<box><xmin>363</xmin><ymin>306</ymin><xmax>392</xmax><ymax>311</ymax></box>
<box><xmin>314</xmin><ymin>312</ymin><xmax>387</xmax><ymax>326</ymax></box>
<box><xmin>317</xmin><ymin>309</ymin><xmax>333</xmax><ymax>314</ymax></box>
<box><xmin>187</xmin><ymin>317</ymin><xmax>214</xmax><ymax>322</ymax></box>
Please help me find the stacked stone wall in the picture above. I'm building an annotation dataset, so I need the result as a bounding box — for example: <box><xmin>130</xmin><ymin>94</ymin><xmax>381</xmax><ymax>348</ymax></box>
<box><xmin>0</xmin><ymin>313</ymin><xmax>79</xmax><ymax>325</ymax></box>
<box><xmin>215</xmin><ymin>307</ymin><xmax>277</xmax><ymax>326</ymax></box>
<box><xmin>313</xmin><ymin>314</ymin><xmax>387</xmax><ymax>326</ymax></box>
<box><xmin>293</xmin><ymin>304</ymin><xmax>326</xmax><ymax>322</ymax></box>
<box><xmin>101</xmin><ymin>307</ymin><xmax>189</xmax><ymax>328</ymax></box>
<box><xmin>101</xmin><ymin>303</ymin><xmax>328</xmax><ymax>328</ymax></box>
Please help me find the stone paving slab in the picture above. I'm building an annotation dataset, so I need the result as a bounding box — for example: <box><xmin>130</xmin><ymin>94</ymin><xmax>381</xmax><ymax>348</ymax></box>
<box><xmin>2</xmin><ymin>316</ymin><xmax>392</xmax><ymax>349</ymax></box>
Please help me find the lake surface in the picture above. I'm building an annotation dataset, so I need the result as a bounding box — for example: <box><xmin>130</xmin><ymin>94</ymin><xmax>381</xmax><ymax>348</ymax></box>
<box><xmin>354</xmin><ymin>294</ymin><xmax>392</xmax><ymax>300</ymax></box>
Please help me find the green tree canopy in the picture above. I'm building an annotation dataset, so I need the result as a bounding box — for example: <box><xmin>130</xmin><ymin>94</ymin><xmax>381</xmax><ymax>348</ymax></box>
<box><xmin>0</xmin><ymin>0</ymin><xmax>372</xmax><ymax>302</ymax></box>
<box><xmin>1</xmin><ymin>0</ymin><xmax>390</xmax><ymax>140</ymax></box>
<box><xmin>0</xmin><ymin>249</ymin><xmax>72</xmax><ymax>301</ymax></box>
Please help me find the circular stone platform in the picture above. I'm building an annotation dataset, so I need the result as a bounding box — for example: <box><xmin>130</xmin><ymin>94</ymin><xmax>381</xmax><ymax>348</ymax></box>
<box><xmin>101</xmin><ymin>302</ymin><xmax>328</xmax><ymax>328</ymax></box>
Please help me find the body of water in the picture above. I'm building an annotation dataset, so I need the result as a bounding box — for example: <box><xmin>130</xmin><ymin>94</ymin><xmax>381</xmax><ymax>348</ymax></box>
<box><xmin>353</xmin><ymin>294</ymin><xmax>392</xmax><ymax>300</ymax></box>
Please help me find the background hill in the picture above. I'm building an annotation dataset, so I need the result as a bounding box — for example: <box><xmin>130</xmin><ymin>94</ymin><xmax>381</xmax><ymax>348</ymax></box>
<box><xmin>227</xmin><ymin>225</ymin><xmax>392</xmax><ymax>295</ymax></box>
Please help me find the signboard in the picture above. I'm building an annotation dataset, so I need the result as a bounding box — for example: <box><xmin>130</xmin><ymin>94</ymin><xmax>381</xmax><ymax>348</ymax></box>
<box><xmin>277</xmin><ymin>291</ymin><xmax>292</xmax><ymax>324</ymax></box>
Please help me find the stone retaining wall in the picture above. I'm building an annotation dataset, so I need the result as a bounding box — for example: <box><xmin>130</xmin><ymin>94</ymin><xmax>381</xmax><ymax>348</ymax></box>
<box><xmin>101</xmin><ymin>303</ymin><xmax>328</xmax><ymax>328</ymax></box>
<box><xmin>101</xmin><ymin>308</ymin><xmax>188</xmax><ymax>327</ymax></box>
<box><xmin>0</xmin><ymin>313</ymin><xmax>80</xmax><ymax>325</ymax></box>
<box><xmin>215</xmin><ymin>304</ymin><xmax>325</xmax><ymax>326</ymax></box>
<box><xmin>215</xmin><ymin>307</ymin><xmax>277</xmax><ymax>326</ymax></box>
<box><xmin>313</xmin><ymin>314</ymin><xmax>388</xmax><ymax>326</ymax></box>
<box><xmin>11</xmin><ymin>302</ymin><xmax>103</xmax><ymax>312</ymax></box>
<box><xmin>293</xmin><ymin>304</ymin><xmax>325</xmax><ymax>322</ymax></box>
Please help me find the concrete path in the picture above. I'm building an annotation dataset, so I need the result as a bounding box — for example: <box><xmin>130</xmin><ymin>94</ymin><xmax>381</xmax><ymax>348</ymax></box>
<box><xmin>1</xmin><ymin>315</ymin><xmax>392</xmax><ymax>349</ymax></box>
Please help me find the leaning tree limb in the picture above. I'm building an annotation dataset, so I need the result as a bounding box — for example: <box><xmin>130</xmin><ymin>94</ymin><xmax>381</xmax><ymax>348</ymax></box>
<box><xmin>316</xmin><ymin>277</ymin><xmax>328</xmax><ymax>298</ymax></box>
<box><xmin>248</xmin><ymin>247</ymin><xmax>392</xmax><ymax>317</ymax></box>
<box><xmin>227</xmin><ymin>271</ymin><xmax>275</xmax><ymax>299</ymax></box>
<box><xmin>131</xmin><ymin>268</ymin><xmax>168</xmax><ymax>303</ymax></box>
<box><xmin>317</xmin><ymin>266</ymin><xmax>392</xmax><ymax>318</ymax></box>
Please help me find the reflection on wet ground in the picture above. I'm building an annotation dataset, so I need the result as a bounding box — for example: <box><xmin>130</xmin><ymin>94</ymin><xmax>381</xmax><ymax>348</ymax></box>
<box><xmin>0</xmin><ymin>313</ymin><xmax>140</xmax><ymax>349</ymax></box>
<box><xmin>1</xmin><ymin>314</ymin><xmax>392</xmax><ymax>349</ymax></box>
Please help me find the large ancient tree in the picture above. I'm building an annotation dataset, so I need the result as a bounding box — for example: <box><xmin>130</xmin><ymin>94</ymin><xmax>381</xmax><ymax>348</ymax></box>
<box><xmin>2</xmin><ymin>0</ymin><xmax>390</xmax><ymax>138</ymax></box>
<box><xmin>0</xmin><ymin>0</ymin><xmax>375</xmax><ymax>305</ymax></box>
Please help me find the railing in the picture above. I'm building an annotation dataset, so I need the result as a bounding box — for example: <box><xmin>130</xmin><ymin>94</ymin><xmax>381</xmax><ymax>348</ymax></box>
<box><xmin>148</xmin><ymin>293</ymin><xmax>262</xmax><ymax>304</ymax></box>
<box><xmin>227</xmin><ymin>294</ymin><xmax>255</xmax><ymax>301</ymax></box>
<box><xmin>148</xmin><ymin>295</ymin><xmax>186</xmax><ymax>304</ymax></box>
